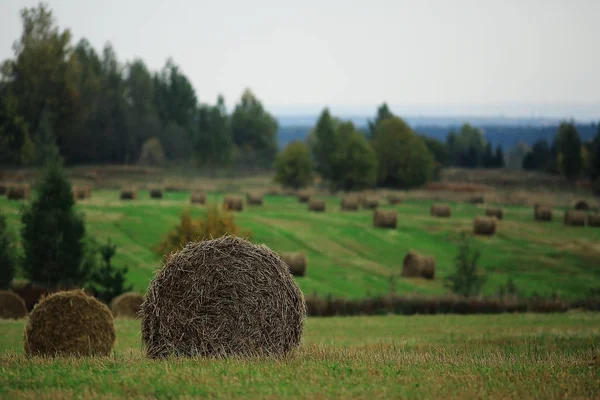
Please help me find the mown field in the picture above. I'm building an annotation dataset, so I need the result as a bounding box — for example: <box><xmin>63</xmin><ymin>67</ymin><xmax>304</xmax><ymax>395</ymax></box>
<box><xmin>1</xmin><ymin>313</ymin><xmax>599</xmax><ymax>398</ymax></box>
<box><xmin>1</xmin><ymin>190</ymin><xmax>599</xmax><ymax>298</ymax></box>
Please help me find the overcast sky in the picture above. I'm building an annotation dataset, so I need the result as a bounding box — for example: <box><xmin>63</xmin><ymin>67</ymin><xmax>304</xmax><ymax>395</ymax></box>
<box><xmin>1</xmin><ymin>0</ymin><xmax>598</xmax><ymax>119</ymax></box>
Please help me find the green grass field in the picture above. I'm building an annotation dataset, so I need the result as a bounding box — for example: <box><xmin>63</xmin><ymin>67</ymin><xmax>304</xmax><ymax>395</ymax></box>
<box><xmin>2</xmin><ymin>190</ymin><xmax>599</xmax><ymax>298</ymax></box>
<box><xmin>1</xmin><ymin>313</ymin><xmax>599</xmax><ymax>399</ymax></box>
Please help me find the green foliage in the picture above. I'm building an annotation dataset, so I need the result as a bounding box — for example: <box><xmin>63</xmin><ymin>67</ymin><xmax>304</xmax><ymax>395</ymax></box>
<box><xmin>193</xmin><ymin>95</ymin><xmax>233</xmax><ymax>170</ymax></box>
<box><xmin>506</xmin><ymin>142</ymin><xmax>529</xmax><ymax>169</ymax></box>
<box><xmin>275</xmin><ymin>141</ymin><xmax>313</xmax><ymax>189</ymax></box>
<box><xmin>444</xmin><ymin>233</ymin><xmax>486</xmax><ymax>297</ymax></box>
<box><xmin>309</xmin><ymin>108</ymin><xmax>338</xmax><ymax>179</ymax></box>
<box><xmin>329</xmin><ymin>122</ymin><xmax>377</xmax><ymax>191</ymax></box>
<box><xmin>421</xmin><ymin>135</ymin><xmax>448</xmax><ymax>167</ymax></box>
<box><xmin>522</xmin><ymin>140</ymin><xmax>551</xmax><ymax>170</ymax></box>
<box><xmin>367</xmin><ymin>103</ymin><xmax>394</xmax><ymax>138</ymax></box>
<box><xmin>88</xmin><ymin>239</ymin><xmax>133</xmax><ymax>305</ymax></box>
<box><xmin>372</xmin><ymin>117</ymin><xmax>434</xmax><ymax>188</ymax></box>
<box><xmin>555</xmin><ymin>121</ymin><xmax>582</xmax><ymax>178</ymax></box>
<box><xmin>0</xmin><ymin>212</ymin><xmax>16</xmax><ymax>290</ymax></box>
<box><xmin>497</xmin><ymin>277</ymin><xmax>519</xmax><ymax>298</ymax></box>
<box><xmin>21</xmin><ymin>161</ymin><xmax>87</xmax><ymax>287</ymax></box>
<box><xmin>494</xmin><ymin>145</ymin><xmax>505</xmax><ymax>167</ymax></box>
<box><xmin>446</xmin><ymin>124</ymin><xmax>487</xmax><ymax>167</ymax></box>
<box><xmin>138</xmin><ymin>137</ymin><xmax>166</xmax><ymax>166</ymax></box>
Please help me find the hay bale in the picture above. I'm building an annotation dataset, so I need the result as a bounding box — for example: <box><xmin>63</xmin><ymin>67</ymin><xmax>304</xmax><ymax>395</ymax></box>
<box><xmin>485</xmin><ymin>207</ymin><xmax>503</xmax><ymax>220</ymax></box>
<box><xmin>283</xmin><ymin>188</ymin><xmax>297</xmax><ymax>197</ymax></box>
<box><xmin>564</xmin><ymin>210</ymin><xmax>586</xmax><ymax>227</ymax></box>
<box><xmin>7</xmin><ymin>184</ymin><xmax>30</xmax><ymax>200</ymax></box>
<box><xmin>10</xmin><ymin>280</ymin><xmax>46</xmax><ymax>311</ymax></box>
<box><xmin>473</xmin><ymin>216</ymin><xmax>496</xmax><ymax>235</ymax></box>
<box><xmin>387</xmin><ymin>193</ymin><xmax>403</xmax><ymax>205</ymax></box>
<box><xmin>573</xmin><ymin>200</ymin><xmax>590</xmax><ymax>211</ymax></box>
<box><xmin>588</xmin><ymin>213</ymin><xmax>600</xmax><ymax>227</ymax></box>
<box><xmin>402</xmin><ymin>251</ymin><xmax>436</xmax><ymax>280</ymax></box>
<box><xmin>223</xmin><ymin>196</ymin><xmax>244</xmax><ymax>211</ymax></box>
<box><xmin>140</xmin><ymin>236</ymin><xmax>306</xmax><ymax>358</ymax></box>
<box><xmin>469</xmin><ymin>195</ymin><xmax>485</xmax><ymax>204</ymax></box>
<box><xmin>308</xmin><ymin>199</ymin><xmax>326</xmax><ymax>212</ymax></box>
<box><xmin>150</xmin><ymin>188</ymin><xmax>163</xmax><ymax>199</ymax></box>
<box><xmin>430</xmin><ymin>204</ymin><xmax>451</xmax><ymax>217</ymax></box>
<box><xmin>73</xmin><ymin>186</ymin><xmax>91</xmax><ymax>200</ymax></box>
<box><xmin>340</xmin><ymin>197</ymin><xmax>358</xmax><ymax>211</ymax></box>
<box><xmin>280</xmin><ymin>252</ymin><xmax>307</xmax><ymax>277</ymax></box>
<box><xmin>246</xmin><ymin>193</ymin><xmax>264</xmax><ymax>206</ymax></box>
<box><xmin>24</xmin><ymin>290</ymin><xmax>116</xmax><ymax>357</ymax></box>
<box><xmin>534</xmin><ymin>205</ymin><xmax>552</xmax><ymax>221</ymax></box>
<box><xmin>0</xmin><ymin>182</ymin><xmax>7</xmax><ymax>196</ymax></box>
<box><xmin>373</xmin><ymin>209</ymin><xmax>397</xmax><ymax>229</ymax></box>
<box><xmin>191</xmin><ymin>192</ymin><xmax>207</xmax><ymax>205</ymax></box>
<box><xmin>297</xmin><ymin>191</ymin><xmax>311</xmax><ymax>203</ymax></box>
<box><xmin>363</xmin><ymin>197</ymin><xmax>379</xmax><ymax>210</ymax></box>
<box><xmin>120</xmin><ymin>189</ymin><xmax>137</xmax><ymax>200</ymax></box>
<box><xmin>110</xmin><ymin>292</ymin><xmax>144</xmax><ymax>318</ymax></box>
<box><xmin>0</xmin><ymin>290</ymin><xmax>28</xmax><ymax>319</ymax></box>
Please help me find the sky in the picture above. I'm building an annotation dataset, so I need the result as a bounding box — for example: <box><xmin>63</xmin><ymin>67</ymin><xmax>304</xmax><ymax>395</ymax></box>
<box><xmin>0</xmin><ymin>0</ymin><xmax>599</xmax><ymax>120</ymax></box>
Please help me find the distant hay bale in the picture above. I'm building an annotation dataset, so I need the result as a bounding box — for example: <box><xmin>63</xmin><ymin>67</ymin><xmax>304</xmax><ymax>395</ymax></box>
<box><xmin>10</xmin><ymin>280</ymin><xmax>46</xmax><ymax>311</ymax></box>
<box><xmin>280</xmin><ymin>252</ymin><xmax>307</xmax><ymax>277</ymax></box>
<box><xmin>485</xmin><ymin>207</ymin><xmax>504</xmax><ymax>220</ymax></box>
<box><xmin>140</xmin><ymin>236</ymin><xmax>306</xmax><ymax>358</ymax></box>
<box><xmin>0</xmin><ymin>290</ymin><xmax>28</xmax><ymax>319</ymax></box>
<box><xmin>387</xmin><ymin>193</ymin><xmax>403</xmax><ymax>205</ymax></box>
<box><xmin>24</xmin><ymin>290</ymin><xmax>116</xmax><ymax>357</ymax></box>
<box><xmin>573</xmin><ymin>200</ymin><xmax>590</xmax><ymax>211</ymax></box>
<box><xmin>150</xmin><ymin>188</ymin><xmax>163</xmax><ymax>199</ymax></box>
<box><xmin>283</xmin><ymin>188</ymin><xmax>297</xmax><ymax>197</ymax></box>
<box><xmin>373</xmin><ymin>209</ymin><xmax>397</xmax><ymax>229</ymax></box>
<box><xmin>363</xmin><ymin>197</ymin><xmax>379</xmax><ymax>210</ymax></box>
<box><xmin>534</xmin><ymin>205</ymin><xmax>552</xmax><ymax>221</ymax></box>
<box><xmin>120</xmin><ymin>189</ymin><xmax>137</xmax><ymax>200</ymax></box>
<box><xmin>564</xmin><ymin>210</ymin><xmax>586</xmax><ymax>227</ymax></box>
<box><xmin>430</xmin><ymin>204</ymin><xmax>451</xmax><ymax>217</ymax></box>
<box><xmin>246</xmin><ymin>193</ymin><xmax>264</xmax><ymax>206</ymax></box>
<box><xmin>73</xmin><ymin>186</ymin><xmax>92</xmax><ymax>200</ymax></box>
<box><xmin>223</xmin><ymin>196</ymin><xmax>244</xmax><ymax>211</ymax></box>
<box><xmin>297</xmin><ymin>191</ymin><xmax>311</xmax><ymax>203</ymax></box>
<box><xmin>469</xmin><ymin>195</ymin><xmax>485</xmax><ymax>204</ymax></box>
<box><xmin>588</xmin><ymin>214</ymin><xmax>600</xmax><ymax>227</ymax></box>
<box><xmin>7</xmin><ymin>184</ymin><xmax>30</xmax><ymax>200</ymax></box>
<box><xmin>473</xmin><ymin>216</ymin><xmax>496</xmax><ymax>236</ymax></box>
<box><xmin>341</xmin><ymin>197</ymin><xmax>358</xmax><ymax>211</ymax></box>
<box><xmin>308</xmin><ymin>199</ymin><xmax>326</xmax><ymax>212</ymax></box>
<box><xmin>402</xmin><ymin>251</ymin><xmax>436</xmax><ymax>280</ymax></box>
<box><xmin>191</xmin><ymin>192</ymin><xmax>207</xmax><ymax>205</ymax></box>
<box><xmin>110</xmin><ymin>292</ymin><xmax>144</xmax><ymax>318</ymax></box>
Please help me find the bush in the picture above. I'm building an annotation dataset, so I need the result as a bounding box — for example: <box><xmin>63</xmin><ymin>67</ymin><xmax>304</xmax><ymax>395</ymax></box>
<box><xmin>372</xmin><ymin>117</ymin><xmax>435</xmax><ymax>188</ymax></box>
<box><xmin>329</xmin><ymin>123</ymin><xmax>377</xmax><ymax>191</ymax></box>
<box><xmin>0</xmin><ymin>212</ymin><xmax>16</xmax><ymax>290</ymax></box>
<box><xmin>87</xmin><ymin>239</ymin><xmax>133</xmax><ymax>305</ymax></box>
<box><xmin>138</xmin><ymin>137</ymin><xmax>166</xmax><ymax>166</ymax></box>
<box><xmin>21</xmin><ymin>161</ymin><xmax>87</xmax><ymax>288</ymax></box>
<box><xmin>444</xmin><ymin>232</ymin><xmax>486</xmax><ymax>297</ymax></box>
<box><xmin>274</xmin><ymin>141</ymin><xmax>313</xmax><ymax>189</ymax></box>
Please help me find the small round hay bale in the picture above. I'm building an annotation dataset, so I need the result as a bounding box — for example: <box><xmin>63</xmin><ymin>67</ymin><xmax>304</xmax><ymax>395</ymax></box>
<box><xmin>110</xmin><ymin>292</ymin><xmax>144</xmax><ymax>318</ymax></box>
<box><xmin>373</xmin><ymin>209</ymin><xmax>397</xmax><ymax>229</ymax></box>
<box><xmin>191</xmin><ymin>192</ymin><xmax>207</xmax><ymax>205</ymax></box>
<box><xmin>474</xmin><ymin>216</ymin><xmax>496</xmax><ymax>235</ymax></box>
<box><xmin>341</xmin><ymin>197</ymin><xmax>358</xmax><ymax>211</ymax></box>
<box><xmin>150</xmin><ymin>188</ymin><xmax>163</xmax><ymax>199</ymax></box>
<box><xmin>308</xmin><ymin>199</ymin><xmax>326</xmax><ymax>212</ymax></box>
<box><xmin>387</xmin><ymin>193</ymin><xmax>403</xmax><ymax>205</ymax></box>
<box><xmin>564</xmin><ymin>210</ymin><xmax>586</xmax><ymax>227</ymax></box>
<box><xmin>223</xmin><ymin>196</ymin><xmax>244</xmax><ymax>211</ymax></box>
<box><xmin>120</xmin><ymin>189</ymin><xmax>137</xmax><ymax>200</ymax></box>
<box><xmin>363</xmin><ymin>197</ymin><xmax>379</xmax><ymax>210</ymax></box>
<box><xmin>534</xmin><ymin>205</ymin><xmax>552</xmax><ymax>221</ymax></box>
<box><xmin>469</xmin><ymin>195</ymin><xmax>485</xmax><ymax>204</ymax></box>
<box><xmin>246</xmin><ymin>193</ymin><xmax>264</xmax><ymax>206</ymax></box>
<box><xmin>10</xmin><ymin>280</ymin><xmax>46</xmax><ymax>311</ymax></box>
<box><xmin>0</xmin><ymin>290</ymin><xmax>28</xmax><ymax>319</ymax></box>
<box><xmin>430</xmin><ymin>204</ymin><xmax>451</xmax><ymax>217</ymax></box>
<box><xmin>140</xmin><ymin>236</ymin><xmax>306</xmax><ymax>358</ymax></box>
<box><xmin>588</xmin><ymin>214</ymin><xmax>600</xmax><ymax>227</ymax></box>
<box><xmin>485</xmin><ymin>207</ymin><xmax>503</xmax><ymax>220</ymax></box>
<box><xmin>297</xmin><ymin>191</ymin><xmax>311</xmax><ymax>203</ymax></box>
<box><xmin>73</xmin><ymin>186</ymin><xmax>91</xmax><ymax>200</ymax></box>
<box><xmin>573</xmin><ymin>200</ymin><xmax>590</xmax><ymax>211</ymax></box>
<box><xmin>24</xmin><ymin>290</ymin><xmax>116</xmax><ymax>357</ymax></box>
<box><xmin>7</xmin><ymin>184</ymin><xmax>30</xmax><ymax>200</ymax></box>
<box><xmin>402</xmin><ymin>251</ymin><xmax>436</xmax><ymax>280</ymax></box>
<box><xmin>280</xmin><ymin>252</ymin><xmax>307</xmax><ymax>277</ymax></box>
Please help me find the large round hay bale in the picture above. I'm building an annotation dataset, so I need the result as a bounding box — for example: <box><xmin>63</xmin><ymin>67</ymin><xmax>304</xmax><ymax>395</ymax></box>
<box><xmin>340</xmin><ymin>197</ymin><xmax>358</xmax><ymax>211</ymax></box>
<box><xmin>564</xmin><ymin>210</ymin><xmax>586</xmax><ymax>227</ymax></box>
<box><xmin>10</xmin><ymin>280</ymin><xmax>47</xmax><ymax>311</ymax></box>
<box><xmin>308</xmin><ymin>199</ymin><xmax>326</xmax><ymax>212</ymax></box>
<box><xmin>120</xmin><ymin>189</ymin><xmax>137</xmax><ymax>200</ymax></box>
<box><xmin>402</xmin><ymin>251</ymin><xmax>436</xmax><ymax>280</ymax></box>
<box><xmin>430</xmin><ymin>204</ymin><xmax>451</xmax><ymax>217</ymax></box>
<box><xmin>0</xmin><ymin>290</ymin><xmax>28</xmax><ymax>319</ymax></box>
<box><xmin>246</xmin><ymin>193</ymin><xmax>264</xmax><ymax>206</ymax></box>
<box><xmin>363</xmin><ymin>197</ymin><xmax>379</xmax><ymax>210</ymax></box>
<box><xmin>373</xmin><ymin>209</ymin><xmax>397</xmax><ymax>228</ymax></box>
<box><xmin>150</xmin><ymin>188</ymin><xmax>163</xmax><ymax>199</ymax></box>
<box><xmin>191</xmin><ymin>192</ymin><xmax>207</xmax><ymax>205</ymax></box>
<box><xmin>485</xmin><ymin>207</ymin><xmax>503</xmax><ymax>220</ymax></box>
<box><xmin>297</xmin><ymin>191</ymin><xmax>311</xmax><ymax>203</ymax></box>
<box><xmin>140</xmin><ymin>236</ymin><xmax>306</xmax><ymax>358</ymax></box>
<box><xmin>7</xmin><ymin>184</ymin><xmax>30</xmax><ymax>200</ymax></box>
<box><xmin>110</xmin><ymin>292</ymin><xmax>144</xmax><ymax>318</ymax></box>
<box><xmin>387</xmin><ymin>193</ymin><xmax>403</xmax><ymax>205</ymax></box>
<box><xmin>223</xmin><ymin>196</ymin><xmax>244</xmax><ymax>211</ymax></box>
<box><xmin>473</xmin><ymin>216</ymin><xmax>496</xmax><ymax>235</ymax></box>
<box><xmin>73</xmin><ymin>186</ymin><xmax>91</xmax><ymax>200</ymax></box>
<box><xmin>24</xmin><ymin>290</ymin><xmax>116</xmax><ymax>357</ymax></box>
<box><xmin>573</xmin><ymin>200</ymin><xmax>590</xmax><ymax>211</ymax></box>
<box><xmin>534</xmin><ymin>205</ymin><xmax>552</xmax><ymax>221</ymax></box>
<box><xmin>280</xmin><ymin>252</ymin><xmax>307</xmax><ymax>277</ymax></box>
<box><xmin>588</xmin><ymin>214</ymin><xmax>600</xmax><ymax>227</ymax></box>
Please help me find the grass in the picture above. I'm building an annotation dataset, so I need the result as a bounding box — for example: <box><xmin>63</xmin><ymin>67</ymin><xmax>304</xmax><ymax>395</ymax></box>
<box><xmin>2</xmin><ymin>189</ymin><xmax>600</xmax><ymax>298</ymax></box>
<box><xmin>1</xmin><ymin>313</ymin><xmax>598</xmax><ymax>399</ymax></box>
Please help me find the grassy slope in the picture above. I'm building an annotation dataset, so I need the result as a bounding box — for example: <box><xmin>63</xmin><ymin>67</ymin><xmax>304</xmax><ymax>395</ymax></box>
<box><xmin>1</xmin><ymin>313</ymin><xmax>599</xmax><ymax>399</ymax></box>
<box><xmin>1</xmin><ymin>190</ymin><xmax>599</xmax><ymax>298</ymax></box>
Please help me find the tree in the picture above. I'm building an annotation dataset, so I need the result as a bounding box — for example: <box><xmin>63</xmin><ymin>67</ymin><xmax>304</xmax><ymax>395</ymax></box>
<box><xmin>274</xmin><ymin>141</ymin><xmax>313</xmax><ymax>189</ymax></box>
<box><xmin>329</xmin><ymin>122</ymin><xmax>377</xmax><ymax>191</ymax></box>
<box><xmin>444</xmin><ymin>232</ymin><xmax>486</xmax><ymax>297</ymax></box>
<box><xmin>88</xmin><ymin>239</ymin><xmax>132</xmax><ymax>305</ymax></box>
<box><xmin>138</xmin><ymin>137</ymin><xmax>166</xmax><ymax>166</ymax></box>
<box><xmin>590</xmin><ymin>123</ymin><xmax>600</xmax><ymax>181</ymax></box>
<box><xmin>421</xmin><ymin>135</ymin><xmax>448</xmax><ymax>167</ymax></box>
<box><xmin>0</xmin><ymin>212</ymin><xmax>16</xmax><ymax>290</ymax></box>
<box><xmin>372</xmin><ymin>117</ymin><xmax>435</xmax><ymax>188</ymax></box>
<box><xmin>555</xmin><ymin>121</ymin><xmax>582</xmax><ymax>178</ymax></box>
<box><xmin>193</xmin><ymin>95</ymin><xmax>233</xmax><ymax>171</ymax></box>
<box><xmin>447</xmin><ymin>124</ymin><xmax>487</xmax><ymax>168</ymax></box>
<box><xmin>309</xmin><ymin>108</ymin><xmax>338</xmax><ymax>179</ymax></box>
<box><xmin>522</xmin><ymin>140</ymin><xmax>550</xmax><ymax>170</ymax></box>
<box><xmin>21</xmin><ymin>161</ymin><xmax>87</xmax><ymax>288</ymax></box>
<box><xmin>482</xmin><ymin>143</ymin><xmax>494</xmax><ymax>168</ymax></box>
<box><xmin>367</xmin><ymin>103</ymin><xmax>394</xmax><ymax>138</ymax></box>
<box><xmin>494</xmin><ymin>145</ymin><xmax>505</xmax><ymax>168</ymax></box>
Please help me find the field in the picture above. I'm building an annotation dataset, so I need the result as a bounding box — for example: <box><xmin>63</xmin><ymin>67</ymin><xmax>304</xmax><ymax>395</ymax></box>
<box><xmin>1</xmin><ymin>313</ymin><xmax>599</xmax><ymax>398</ymax></box>
<box><xmin>1</xmin><ymin>186</ymin><xmax>599</xmax><ymax>298</ymax></box>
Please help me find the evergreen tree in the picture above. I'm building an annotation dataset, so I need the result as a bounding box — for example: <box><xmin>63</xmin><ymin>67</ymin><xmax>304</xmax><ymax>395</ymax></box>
<box><xmin>0</xmin><ymin>212</ymin><xmax>16</xmax><ymax>290</ymax></box>
<box><xmin>494</xmin><ymin>145</ymin><xmax>505</xmax><ymax>167</ymax></box>
<box><xmin>444</xmin><ymin>232</ymin><xmax>486</xmax><ymax>297</ymax></box>
<box><xmin>89</xmin><ymin>239</ymin><xmax>132</xmax><ymax>304</ymax></box>
<box><xmin>367</xmin><ymin>103</ymin><xmax>394</xmax><ymax>138</ymax></box>
<box><xmin>309</xmin><ymin>108</ymin><xmax>338</xmax><ymax>179</ymax></box>
<box><xmin>482</xmin><ymin>143</ymin><xmax>494</xmax><ymax>167</ymax></box>
<box><xmin>555</xmin><ymin>121</ymin><xmax>582</xmax><ymax>178</ymax></box>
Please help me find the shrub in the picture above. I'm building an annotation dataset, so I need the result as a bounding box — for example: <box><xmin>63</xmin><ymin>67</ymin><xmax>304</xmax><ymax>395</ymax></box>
<box><xmin>138</xmin><ymin>137</ymin><xmax>166</xmax><ymax>166</ymax></box>
<box><xmin>444</xmin><ymin>232</ymin><xmax>486</xmax><ymax>297</ymax></box>
<box><xmin>0</xmin><ymin>212</ymin><xmax>16</xmax><ymax>290</ymax></box>
<box><xmin>274</xmin><ymin>141</ymin><xmax>313</xmax><ymax>189</ymax></box>
<box><xmin>88</xmin><ymin>239</ymin><xmax>133</xmax><ymax>305</ymax></box>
